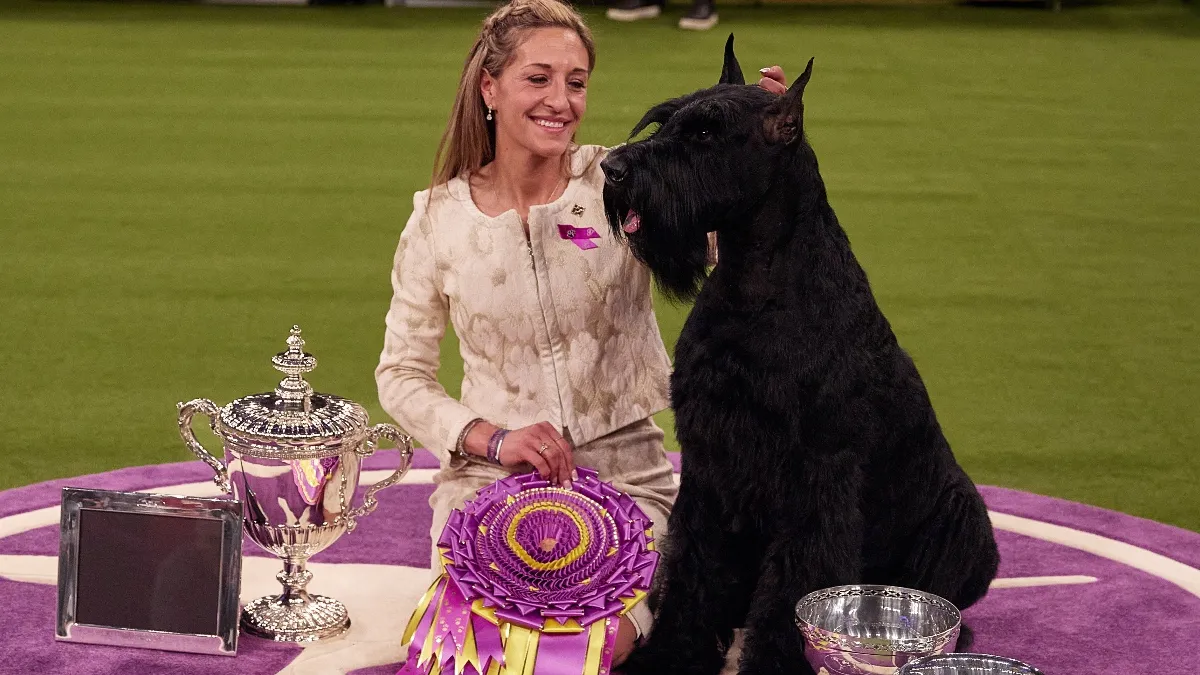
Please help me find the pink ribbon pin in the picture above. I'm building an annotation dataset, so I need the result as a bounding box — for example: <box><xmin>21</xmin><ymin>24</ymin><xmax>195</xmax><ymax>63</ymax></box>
<box><xmin>558</xmin><ymin>224</ymin><xmax>600</xmax><ymax>250</ymax></box>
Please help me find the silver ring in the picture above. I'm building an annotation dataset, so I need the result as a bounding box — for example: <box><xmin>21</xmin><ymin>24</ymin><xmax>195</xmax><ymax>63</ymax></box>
<box><xmin>538</xmin><ymin>443</ymin><xmax>549</xmax><ymax>456</ymax></box>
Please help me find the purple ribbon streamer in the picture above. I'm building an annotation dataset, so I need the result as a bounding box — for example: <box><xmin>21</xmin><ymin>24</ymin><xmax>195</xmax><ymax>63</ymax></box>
<box><xmin>438</xmin><ymin>576</ymin><xmax>473</xmax><ymax>665</ymax></box>
<box><xmin>533</xmin><ymin>628</ymin><xmax>593</xmax><ymax>675</ymax></box>
<box><xmin>472</xmin><ymin>612</ymin><xmax>505</xmax><ymax>673</ymax></box>
<box><xmin>599</xmin><ymin>617</ymin><xmax>619</xmax><ymax>675</ymax></box>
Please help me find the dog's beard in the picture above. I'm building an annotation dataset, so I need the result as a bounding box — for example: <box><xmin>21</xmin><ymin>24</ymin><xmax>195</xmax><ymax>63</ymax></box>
<box><xmin>604</xmin><ymin>186</ymin><xmax>710</xmax><ymax>302</ymax></box>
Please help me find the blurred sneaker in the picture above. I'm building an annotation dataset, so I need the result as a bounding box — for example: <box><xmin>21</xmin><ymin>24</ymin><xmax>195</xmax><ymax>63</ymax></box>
<box><xmin>678</xmin><ymin>1</ymin><xmax>718</xmax><ymax>30</ymax></box>
<box><xmin>606</xmin><ymin>0</ymin><xmax>662</xmax><ymax>21</ymax></box>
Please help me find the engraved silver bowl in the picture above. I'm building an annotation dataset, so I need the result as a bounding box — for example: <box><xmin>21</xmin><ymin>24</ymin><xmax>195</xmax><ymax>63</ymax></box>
<box><xmin>796</xmin><ymin>585</ymin><xmax>962</xmax><ymax>675</ymax></box>
<box><xmin>898</xmin><ymin>654</ymin><xmax>1045</xmax><ymax>675</ymax></box>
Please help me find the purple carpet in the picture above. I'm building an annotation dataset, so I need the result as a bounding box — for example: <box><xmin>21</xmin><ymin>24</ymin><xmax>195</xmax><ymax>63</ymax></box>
<box><xmin>1</xmin><ymin>450</ymin><xmax>1197</xmax><ymax>674</ymax></box>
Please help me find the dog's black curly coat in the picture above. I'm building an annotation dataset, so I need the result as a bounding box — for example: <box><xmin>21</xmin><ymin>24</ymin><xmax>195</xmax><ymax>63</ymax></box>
<box><xmin>601</xmin><ymin>36</ymin><xmax>1000</xmax><ymax>675</ymax></box>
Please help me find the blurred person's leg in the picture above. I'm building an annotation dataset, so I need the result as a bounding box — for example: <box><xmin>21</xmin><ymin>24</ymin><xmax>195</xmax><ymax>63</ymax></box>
<box><xmin>678</xmin><ymin>0</ymin><xmax>717</xmax><ymax>30</ymax></box>
<box><xmin>606</xmin><ymin>0</ymin><xmax>664</xmax><ymax>21</ymax></box>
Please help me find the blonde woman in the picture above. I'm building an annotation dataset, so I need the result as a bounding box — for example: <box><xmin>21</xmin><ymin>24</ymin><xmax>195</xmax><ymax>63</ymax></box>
<box><xmin>376</xmin><ymin>0</ymin><xmax>785</xmax><ymax>663</ymax></box>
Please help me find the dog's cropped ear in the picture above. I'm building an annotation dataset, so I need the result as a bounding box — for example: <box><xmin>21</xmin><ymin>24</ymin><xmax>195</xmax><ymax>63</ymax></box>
<box><xmin>764</xmin><ymin>57</ymin><xmax>815</xmax><ymax>145</ymax></box>
<box><xmin>719</xmin><ymin>34</ymin><xmax>745</xmax><ymax>86</ymax></box>
<box><xmin>629</xmin><ymin>97</ymin><xmax>685</xmax><ymax>139</ymax></box>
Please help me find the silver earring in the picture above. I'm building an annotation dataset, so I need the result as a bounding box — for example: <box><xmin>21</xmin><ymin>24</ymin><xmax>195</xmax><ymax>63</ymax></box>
<box><xmin>486</xmin><ymin>106</ymin><xmax>493</xmax><ymax>121</ymax></box>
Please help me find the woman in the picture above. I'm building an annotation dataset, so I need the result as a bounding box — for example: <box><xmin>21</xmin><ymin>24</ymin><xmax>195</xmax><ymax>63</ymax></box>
<box><xmin>376</xmin><ymin>0</ymin><xmax>785</xmax><ymax>663</ymax></box>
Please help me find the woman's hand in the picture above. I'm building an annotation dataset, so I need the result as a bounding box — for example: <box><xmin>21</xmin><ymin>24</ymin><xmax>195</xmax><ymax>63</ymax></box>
<box><xmin>501</xmin><ymin>422</ymin><xmax>576</xmax><ymax>487</ymax></box>
<box><xmin>612</xmin><ymin>616</ymin><xmax>638</xmax><ymax>668</ymax></box>
<box><xmin>757</xmin><ymin>65</ymin><xmax>787</xmax><ymax>95</ymax></box>
<box><xmin>464</xmin><ymin>420</ymin><xmax>576</xmax><ymax>487</ymax></box>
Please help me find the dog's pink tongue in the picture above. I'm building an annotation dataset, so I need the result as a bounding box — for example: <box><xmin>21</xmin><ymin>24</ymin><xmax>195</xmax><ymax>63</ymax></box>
<box><xmin>623</xmin><ymin>210</ymin><xmax>641</xmax><ymax>234</ymax></box>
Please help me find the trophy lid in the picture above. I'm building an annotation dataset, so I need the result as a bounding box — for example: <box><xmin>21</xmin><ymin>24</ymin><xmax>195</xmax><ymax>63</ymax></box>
<box><xmin>217</xmin><ymin>326</ymin><xmax>369</xmax><ymax>459</ymax></box>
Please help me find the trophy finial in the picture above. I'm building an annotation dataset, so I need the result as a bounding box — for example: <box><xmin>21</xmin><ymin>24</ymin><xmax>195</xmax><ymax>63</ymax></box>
<box><xmin>286</xmin><ymin>325</ymin><xmax>304</xmax><ymax>353</ymax></box>
<box><xmin>272</xmin><ymin>325</ymin><xmax>317</xmax><ymax>411</ymax></box>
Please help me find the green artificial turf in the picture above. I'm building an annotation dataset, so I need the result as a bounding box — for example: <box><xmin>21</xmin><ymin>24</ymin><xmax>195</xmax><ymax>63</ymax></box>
<box><xmin>0</xmin><ymin>0</ymin><xmax>1197</xmax><ymax>530</ymax></box>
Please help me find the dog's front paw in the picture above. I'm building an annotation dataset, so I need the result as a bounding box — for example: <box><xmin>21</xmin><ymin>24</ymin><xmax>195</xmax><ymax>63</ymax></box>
<box><xmin>737</xmin><ymin>636</ymin><xmax>814</xmax><ymax>675</ymax></box>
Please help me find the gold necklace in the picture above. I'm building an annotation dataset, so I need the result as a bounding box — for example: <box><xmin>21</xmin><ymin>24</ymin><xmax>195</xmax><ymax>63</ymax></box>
<box><xmin>544</xmin><ymin>172</ymin><xmax>568</xmax><ymax>204</ymax></box>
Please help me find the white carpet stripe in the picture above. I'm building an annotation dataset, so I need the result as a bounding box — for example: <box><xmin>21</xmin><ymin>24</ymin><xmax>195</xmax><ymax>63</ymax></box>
<box><xmin>0</xmin><ymin>469</ymin><xmax>441</xmax><ymax>540</ymax></box>
<box><xmin>0</xmin><ymin>506</ymin><xmax>61</xmax><ymax>541</ymax></box>
<box><xmin>989</xmin><ymin>575</ymin><xmax>1098</xmax><ymax>589</ymax></box>
<box><xmin>0</xmin><ymin>554</ymin><xmax>56</xmax><ymax>584</ymax></box>
<box><xmin>989</xmin><ymin>511</ymin><xmax>1200</xmax><ymax>598</ymax></box>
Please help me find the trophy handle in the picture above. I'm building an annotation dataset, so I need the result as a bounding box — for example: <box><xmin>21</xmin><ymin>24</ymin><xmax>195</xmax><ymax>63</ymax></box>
<box><xmin>344</xmin><ymin>423</ymin><xmax>413</xmax><ymax>530</ymax></box>
<box><xmin>177</xmin><ymin>398</ymin><xmax>232</xmax><ymax>494</ymax></box>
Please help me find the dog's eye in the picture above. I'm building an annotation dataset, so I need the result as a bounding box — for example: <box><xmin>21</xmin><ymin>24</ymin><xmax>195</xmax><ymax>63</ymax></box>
<box><xmin>679</xmin><ymin>116</ymin><xmax>717</xmax><ymax>141</ymax></box>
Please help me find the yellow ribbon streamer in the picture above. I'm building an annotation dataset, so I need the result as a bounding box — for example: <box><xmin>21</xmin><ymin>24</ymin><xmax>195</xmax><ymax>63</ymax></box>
<box><xmin>504</xmin><ymin>625</ymin><xmax>529</xmax><ymax>675</ymax></box>
<box><xmin>620</xmin><ymin>589</ymin><xmax>648</xmax><ymax>615</ymax></box>
<box><xmin>402</xmin><ymin>576</ymin><xmax>446</xmax><ymax>648</ymax></box>
<box><xmin>583</xmin><ymin>618</ymin><xmax>608</xmax><ymax>675</ymax></box>
<box><xmin>523</xmin><ymin>628</ymin><xmax>541</xmax><ymax>675</ymax></box>
<box><xmin>419</xmin><ymin>585</ymin><xmax>448</xmax><ymax>668</ymax></box>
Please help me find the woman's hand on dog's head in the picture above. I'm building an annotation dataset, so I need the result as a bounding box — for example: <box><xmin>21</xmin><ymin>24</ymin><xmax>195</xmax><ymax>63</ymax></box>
<box><xmin>758</xmin><ymin>65</ymin><xmax>787</xmax><ymax>95</ymax></box>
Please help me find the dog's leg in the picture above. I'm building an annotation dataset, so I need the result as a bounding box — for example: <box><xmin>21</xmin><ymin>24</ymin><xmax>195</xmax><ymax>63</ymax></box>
<box><xmin>737</xmin><ymin>454</ymin><xmax>865</xmax><ymax>675</ymax></box>
<box><xmin>889</xmin><ymin>483</ymin><xmax>999</xmax><ymax>612</ymax></box>
<box><xmin>624</xmin><ymin>480</ymin><xmax>758</xmax><ymax>675</ymax></box>
<box><xmin>954</xmin><ymin>623</ymin><xmax>976</xmax><ymax>652</ymax></box>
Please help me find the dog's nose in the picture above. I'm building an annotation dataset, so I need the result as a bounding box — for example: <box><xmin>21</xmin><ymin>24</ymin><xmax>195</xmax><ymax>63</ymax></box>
<box><xmin>601</xmin><ymin>155</ymin><xmax>628</xmax><ymax>184</ymax></box>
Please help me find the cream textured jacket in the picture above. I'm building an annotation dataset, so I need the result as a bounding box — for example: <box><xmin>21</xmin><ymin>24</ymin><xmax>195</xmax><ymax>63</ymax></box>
<box><xmin>376</xmin><ymin>145</ymin><xmax>673</xmax><ymax>465</ymax></box>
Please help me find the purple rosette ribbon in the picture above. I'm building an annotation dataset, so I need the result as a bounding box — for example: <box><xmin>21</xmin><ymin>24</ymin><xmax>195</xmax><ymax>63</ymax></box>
<box><xmin>399</xmin><ymin>467</ymin><xmax>658</xmax><ymax>675</ymax></box>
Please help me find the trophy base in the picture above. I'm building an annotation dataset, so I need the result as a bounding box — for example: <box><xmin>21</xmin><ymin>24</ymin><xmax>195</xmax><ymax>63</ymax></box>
<box><xmin>240</xmin><ymin>593</ymin><xmax>351</xmax><ymax>643</ymax></box>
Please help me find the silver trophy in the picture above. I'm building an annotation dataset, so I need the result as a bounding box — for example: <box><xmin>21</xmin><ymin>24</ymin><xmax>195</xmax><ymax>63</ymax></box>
<box><xmin>177</xmin><ymin>325</ymin><xmax>413</xmax><ymax>643</ymax></box>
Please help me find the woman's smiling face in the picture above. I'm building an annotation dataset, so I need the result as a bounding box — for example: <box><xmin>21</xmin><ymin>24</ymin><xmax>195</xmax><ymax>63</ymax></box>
<box><xmin>481</xmin><ymin>26</ymin><xmax>590</xmax><ymax>160</ymax></box>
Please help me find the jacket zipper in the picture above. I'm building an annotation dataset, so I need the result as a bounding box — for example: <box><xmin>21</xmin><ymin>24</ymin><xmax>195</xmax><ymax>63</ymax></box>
<box><xmin>526</xmin><ymin>236</ymin><xmax>569</xmax><ymax>433</ymax></box>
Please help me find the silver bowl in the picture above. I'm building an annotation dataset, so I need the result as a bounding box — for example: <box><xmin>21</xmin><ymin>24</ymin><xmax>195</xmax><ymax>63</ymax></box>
<box><xmin>898</xmin><ymin>654</ymin><xmax>1045</xmax><ymax>675</ymax></box>
<box><xmin>795</xmin><ymin>585</ymin><xmax>962</xmax><ymax>675</ymax></box>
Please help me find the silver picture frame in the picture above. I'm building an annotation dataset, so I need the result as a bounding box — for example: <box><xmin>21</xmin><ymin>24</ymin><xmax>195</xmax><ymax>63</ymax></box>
<box><xmin>56</xmin><ymin>487</ymin><xmax>243</xmax><ymax>656</ymax></box>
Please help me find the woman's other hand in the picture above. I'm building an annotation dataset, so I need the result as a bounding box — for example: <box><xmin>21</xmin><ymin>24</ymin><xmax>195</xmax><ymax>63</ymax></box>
<box><xmin>757</xmin><ymin>65</ymin><xmax>787</xmax><ymax>95</ymax></box>
<box><xmin>612</xmin><ymin>616</ymin><xmax>638</xmax><ymax>668</ymax></box>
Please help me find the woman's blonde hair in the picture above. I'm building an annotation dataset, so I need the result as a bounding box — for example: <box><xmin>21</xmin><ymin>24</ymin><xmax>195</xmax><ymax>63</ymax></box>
<box><xmin>431</xmin><ymin>0</ymin><xmax>596</xmax><ymax>187</ymax></box>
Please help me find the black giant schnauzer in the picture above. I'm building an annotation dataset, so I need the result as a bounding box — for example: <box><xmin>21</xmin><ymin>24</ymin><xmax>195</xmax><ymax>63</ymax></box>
<box><xmin>601</xmin><ymin>37</ymin><xmax>1000</xmax><ymax>675</ymax></box>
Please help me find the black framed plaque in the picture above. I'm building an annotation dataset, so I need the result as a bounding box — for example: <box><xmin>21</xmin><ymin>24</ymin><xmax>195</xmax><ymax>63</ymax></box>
<box><xmin>56</xmin><ymin>488</ymin><xmax>243</xmax><ymax>656</ymax></box>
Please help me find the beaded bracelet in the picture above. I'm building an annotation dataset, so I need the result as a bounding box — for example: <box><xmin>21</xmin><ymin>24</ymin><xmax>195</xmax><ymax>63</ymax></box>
<box><xmin>453</xmin><ymin>418</ymin><xmax>484</xmax><ymax>459</ymax></box>
<box><xmin>486</xmin><ymin>428</ymin><xmax>509</xmax><ymax>466</ymax></box>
